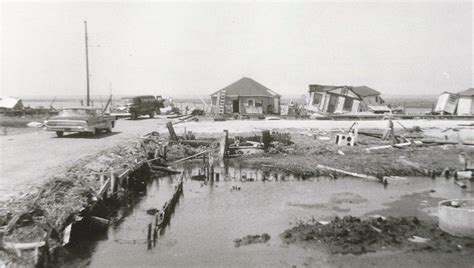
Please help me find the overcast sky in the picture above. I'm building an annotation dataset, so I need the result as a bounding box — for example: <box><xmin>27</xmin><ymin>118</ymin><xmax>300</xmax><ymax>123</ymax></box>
<box><xmin>1</xmin><ymin>1</ymin><xmax>473</xmax><ymax>98</ymax></box>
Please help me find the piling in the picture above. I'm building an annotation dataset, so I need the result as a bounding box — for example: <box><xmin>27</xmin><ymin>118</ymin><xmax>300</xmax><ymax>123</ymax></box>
<box><xmin>147</xmin><ymin>223</ymin><xmax>152</xmax><ymax>250</ymax></box>
<box><xmin>261</xmin><ymin>130</ymin><xmax>272</xmax><ymax>151</ymax></box>
<box><xmin>166</xmin><ymin>122</ymin><xmax>178</xmax><ymax>141</ymax></box>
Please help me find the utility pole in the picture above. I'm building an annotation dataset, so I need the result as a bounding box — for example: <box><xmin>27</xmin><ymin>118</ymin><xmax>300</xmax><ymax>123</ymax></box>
<box><xmin>84</xmin><ymin>21</ymin><xmax>91</xmax><ymax>106</ymax></box>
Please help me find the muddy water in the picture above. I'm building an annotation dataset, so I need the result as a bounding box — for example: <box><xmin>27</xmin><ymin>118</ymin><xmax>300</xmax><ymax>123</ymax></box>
<box><xmin>65</xmin><ymin>161</ymin><xmax>473</xmax><ymax>267</ymax></box>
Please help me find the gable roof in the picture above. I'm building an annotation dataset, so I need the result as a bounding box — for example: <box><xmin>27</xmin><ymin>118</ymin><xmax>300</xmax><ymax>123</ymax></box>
<box><xmin>351</xmin><ymin>86</ymin><xmax>380</xmax><ymax>97</ymax></box>
<box><xmin>458</xmin><ymin>88</ymin><xmax>474</xmax><ymax>97</ymax></box>
<box><xmin>0</xmin><ymin>97</ymin><xmax>22</xmax><ymax>109</ymax></box>
<box><xmin>211</xmin><ymin>77</ymin><xmax>280</xmax><ymax>97</ymax></box>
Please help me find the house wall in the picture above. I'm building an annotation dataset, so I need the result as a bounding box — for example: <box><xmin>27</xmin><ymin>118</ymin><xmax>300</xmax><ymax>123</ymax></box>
<box><xmin>211</xmin><ymin>95</ymin><xmax>280</xmax><ymax>115</ymax></box>
<box><xmin>457</xmin><ymin>97</ymin><xmax>474</xmax><ymax>115</ymax></box>
<box><xmin>238</xmin><ymin>96</ymin><xmax>279</xmax><ymax>115</ymax></box>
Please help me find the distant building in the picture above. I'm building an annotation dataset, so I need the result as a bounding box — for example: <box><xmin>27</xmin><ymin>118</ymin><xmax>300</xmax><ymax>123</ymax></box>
<box><xmin>456</xmin><ymin>88</ymin><xmax>474</xmax><ymax>115</ymax></box>
<box><xmin>0</xmin><ymin>96</ymin><xmax>23</xmax><ymax>112</ymax></box>
<box><xmin>210</xmin><ymin>77</ymin><xmax>281</xmax><ymax>116</ymax></box>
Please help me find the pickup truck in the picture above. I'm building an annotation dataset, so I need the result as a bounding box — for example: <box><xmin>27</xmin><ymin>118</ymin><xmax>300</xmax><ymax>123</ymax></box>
<box><xmin>44</xmin><ymin>107</ymin><xmax>116</xmax><ymax>137</ymax></box>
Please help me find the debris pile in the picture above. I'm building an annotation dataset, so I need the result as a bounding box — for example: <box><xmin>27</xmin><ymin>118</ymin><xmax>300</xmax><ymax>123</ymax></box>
<box><xmin>234</xmin><ymin>233</ymin><xmax>271</xmax><ymax>247</ymax></box>
<box><xmin>281</xmin><ymin>216</ymin><xmax>472</xmax><ymax>255</ymax></box>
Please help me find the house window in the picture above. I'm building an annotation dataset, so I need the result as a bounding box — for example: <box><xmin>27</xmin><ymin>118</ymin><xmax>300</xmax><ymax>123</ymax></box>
<box><xmin>247</xmin><ymin>99</ymin><xmax>255</xmax><ymax>106</ymax></box>
<box><xmin>343</xmin><ymin>98</ymin><xmax>353</xmax><ymax>111</ymax></box>
<box><xmin>255</xmin><ymin>101</ymin><xmax>263</xmax><ymax>107</ymax></box>
<box><xmin>312</xmin><ymin>93</ymin><xmax>322</xmax><ymax>105</ymax></box>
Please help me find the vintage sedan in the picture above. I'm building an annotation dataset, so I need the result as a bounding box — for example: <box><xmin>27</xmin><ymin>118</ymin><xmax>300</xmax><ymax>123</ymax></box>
<box><xmin>44</xmin><ymin>107</ymin><xmax>116</xmax><ymax>137</ymax></box>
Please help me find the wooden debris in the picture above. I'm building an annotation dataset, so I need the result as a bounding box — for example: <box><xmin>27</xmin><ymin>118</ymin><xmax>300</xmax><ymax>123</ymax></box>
<box><xmin>316</xmin><ymin>164</ymin><xmax>380</xmax><ymax>182</ymax></box>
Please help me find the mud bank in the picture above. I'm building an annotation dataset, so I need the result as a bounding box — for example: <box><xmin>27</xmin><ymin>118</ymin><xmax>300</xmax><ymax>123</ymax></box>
<box><xmin>281</xmin><ymin>215</ymin><xmax>474</xmax><ymax>255</ymax></box>
<box><xmin>240</xmin><ymin>131</ymin><xmax>474</xmax><ymax>178</ymax></box>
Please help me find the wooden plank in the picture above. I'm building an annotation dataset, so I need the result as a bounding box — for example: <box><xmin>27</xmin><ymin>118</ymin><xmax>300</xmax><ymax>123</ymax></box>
<box><xmin>170</xmin><ymin>150</ymin><xmax>208</xmax><ymax>164</ymax></box>
<box><xmin>98</xmin><ymin>178</ymin><xmax>111</xmax><ymax>197</ymax></box>
<box><xmin>5</xmin><ymin>214</ymin><xmax>21</xmax><ymax>233</ymax></box>
<box><xmin>4</xmin><ymin>241</ymin><xmax>45</xmax><ymax>250</ymax></box>
<box><xmin>316</xmin><ymin>164</ymin><xmax>380</xmax><ymax>182</ymax></box>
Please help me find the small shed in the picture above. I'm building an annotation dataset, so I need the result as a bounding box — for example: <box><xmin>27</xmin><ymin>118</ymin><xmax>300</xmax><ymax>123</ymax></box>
<box><xmin>307</xmin><ymin>85</ymin><xmax>362</xmax><ymax>114</ymax></box>
<box><xmin>0</xmin><ymin>96</ymin><xmax>24</xmax><ymax>112</ymax></box>
<box><xmin>210</xmin><ymin>77</ymin><xmax>281</xmax><ymax>115</ymax></box>
<box><xmin>456</xmin><ymin>88</ymin><xmax>474</xmax><ymax>115</ymax></box>
<box><xmin>433</xmin><ymin>92</ymin><xmax>459</xmax><ymax>115</ymax></box>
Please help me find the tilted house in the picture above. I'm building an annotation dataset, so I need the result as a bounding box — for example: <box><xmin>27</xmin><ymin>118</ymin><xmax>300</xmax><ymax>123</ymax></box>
<box><xmin>307</xmin><ymin>85</ymin><xmax>363</xmax><ymax>114</ymax></box>
<box><xmin>0</xmin><ymin>96</ymin><xmax>24</xmax><ymax>112</ymax></box>
<box><xmin>456</xmin><ymin>88</ymin><xmax>474</xmax><ymax>115</ymax></box>
<box><xmin>210</xmin><ymin>77</ymin><xmax>281</xmax><ymax>115</ymax></box>
<box><xmin>351</xmin><ymin>86</ymin><xmax>384</xmax><ymax>110</ymax></box>
<box><xmin>433</xmin><ymin>92</ymin><xmax>459</xmax><ymax>115</ymax></box>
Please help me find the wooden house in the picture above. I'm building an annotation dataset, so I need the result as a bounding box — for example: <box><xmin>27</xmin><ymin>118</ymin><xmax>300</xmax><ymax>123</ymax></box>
<box><xmin>210</xmin><ymin>77</ymin><xmax>281</xmax><ymax>116</ymax></box>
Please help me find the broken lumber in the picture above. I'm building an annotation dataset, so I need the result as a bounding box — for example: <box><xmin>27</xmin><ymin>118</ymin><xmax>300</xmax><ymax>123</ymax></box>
<box><xmin>151</xmin><ymin>165</ymin><xmax>180</xmax><ymax>174</ymax></box>
<box><xmin>98</xmin><ymin>177</ymin><xmax>111</xmax><ymax>197</ymax></box>
<box><xmin>455</xmin><ymin>181</ymin><xmax>467</xmax><ymax>189</ymax></box>
<box><xmin>316</xmin><ymin>164</ymin><xmax>380</xmax><ymax>182</ymax></box>
<box><xmin>4</xmin><ymin>241</ymin><xmax>45</xmax><ymax>250</ymax></box>
<box><xmin>170</xmin><ymin>150</ymin><xmax>208</xmax><ymax>164</ymax></box>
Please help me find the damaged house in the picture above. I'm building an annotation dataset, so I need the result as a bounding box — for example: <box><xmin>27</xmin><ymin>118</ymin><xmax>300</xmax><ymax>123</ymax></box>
<box><xmin>456</xmin><ymin>88</ymin><xmax>474</xmax><ymax>115</ymax></box>
<box><xmin>0</xmin><ymin>96</ymin><xmax>24</xmax><ymax>113</ymax></box>
<box><xmin>433</xmin><ymin>88</ymin><xmax>474</xmax><ymax>115</ymax></box>
<box><xmin>307</xmin><ymin>84</ymin><xmax>385</xmax><ymax>114</ymax></box>
<box><xmin>210</xmin><ymin>77</ymin><xmax>281</xmax><ymax>116</ymax></box>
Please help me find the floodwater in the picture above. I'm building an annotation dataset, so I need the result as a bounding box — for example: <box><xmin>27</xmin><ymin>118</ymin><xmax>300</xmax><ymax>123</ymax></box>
<box><xmin>63</xmin><ymin>161</ymin><xmax>473</xmax><ymax>267</ymax></box>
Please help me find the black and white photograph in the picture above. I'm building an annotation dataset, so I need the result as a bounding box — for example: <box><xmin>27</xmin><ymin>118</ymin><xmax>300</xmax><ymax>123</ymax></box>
<box><xmin>1</xmin><ymin>1</ymin><xmax>473</xmax><ymax>267</ymax></box>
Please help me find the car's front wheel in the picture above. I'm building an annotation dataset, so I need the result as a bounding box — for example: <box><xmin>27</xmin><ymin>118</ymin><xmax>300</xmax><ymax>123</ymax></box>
<box><xmin>56</xmin><ymin>131</ymin><xmax>64</xmax><ymax>137</ymax></box>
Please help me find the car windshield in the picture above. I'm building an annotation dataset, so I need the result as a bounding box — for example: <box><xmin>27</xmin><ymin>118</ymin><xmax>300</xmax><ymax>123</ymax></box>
<box><xmin>58</xmin><ymin>109</ymin><xmax>94</xmax><ymax>116</ymax></box>
<box><xmin>121</xmin><ymin>98</ymin><xmax>134</xmax><ymax>105</ymax></box>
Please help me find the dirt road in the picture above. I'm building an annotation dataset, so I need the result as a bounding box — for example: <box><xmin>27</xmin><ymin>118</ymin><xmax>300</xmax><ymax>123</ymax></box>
<box><xmin>0</xmin><ymin>117</ymin><xmax>167</xmax><ymax>201</ymax></box>
<box><xmin>1</xmin><ymin>118</ymin><xmax>472</xmax><ymax>201</ymax></box>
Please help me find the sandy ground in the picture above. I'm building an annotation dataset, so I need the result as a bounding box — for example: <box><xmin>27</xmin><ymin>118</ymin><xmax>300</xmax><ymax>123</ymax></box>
<box><xmin>0</xmin><ymin>118</ymin><xmax>472</xmax><ymax>202</ymax></box>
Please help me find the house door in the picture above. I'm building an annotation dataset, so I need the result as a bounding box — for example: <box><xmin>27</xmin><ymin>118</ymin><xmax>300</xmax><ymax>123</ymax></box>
<box><xmin>327</xmin><ymin>94</ymin><xmax>338</xmax><ymax>113</ymax></box>
<box><xmin>232</xmin><ymin>100</ymin><xmax>239</xmax><ymax>113</ymax></box>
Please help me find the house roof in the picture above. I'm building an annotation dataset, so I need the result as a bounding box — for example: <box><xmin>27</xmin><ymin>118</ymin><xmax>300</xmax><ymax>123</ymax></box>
<box><xmin>308</xmin><ymin>84</ymin><xmax>345</xmax><ymax>93</ymax></box>
<box><xmin>0</xmin><ymin>96</ymin><xmax>21</xmax><ymax>109</ymax></box>
<box><xmin>309</xmin><ymin>84</ymin><xmax>381</xmax><ymax>99</ymax></box>
<box><xmin>211</xmin><ymin>77</ymin><xmax>280</xmax><ymax>97</ymax></box>
<box><xmin>458</xmin><ymin>88</ymin><xmax>474</xmax><ymax>97</ymax></box>
<box><xmin>351</xmin><ymin>86</ymin><xmax>380</xmax><ymax>97</ymax></box>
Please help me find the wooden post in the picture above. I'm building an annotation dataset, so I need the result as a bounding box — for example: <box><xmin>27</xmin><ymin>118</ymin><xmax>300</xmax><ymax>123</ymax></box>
<box><xmin>166</xmin><ymin>122</ymin><xmax>178</xmax><ymax>141</ymax></box>
<box><xmin>110</xmin><ymin>171</ymin><xmax>115</xmax><ymax>194</ymax></box>
<box><xmin>219</xmin><ymin>130</ymin><xmax>228</xmax><ymax>160</ymax></box>
<box><xmin>163</xmin><ymin>145</ymin><xmax>168</xmax><ymax>160</ymax></box>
